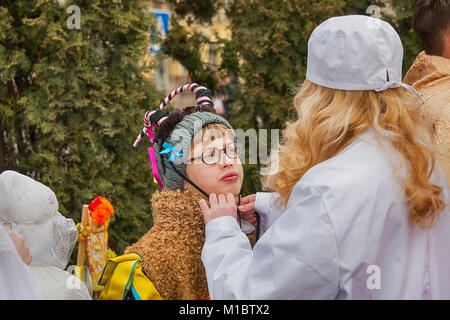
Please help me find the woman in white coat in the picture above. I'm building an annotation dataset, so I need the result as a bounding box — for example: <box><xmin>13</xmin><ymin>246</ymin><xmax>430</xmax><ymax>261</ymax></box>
<box><xmin>199</xmin><ymin>15</ymin><xmax>450</xmax><ymax>299</ymax></box>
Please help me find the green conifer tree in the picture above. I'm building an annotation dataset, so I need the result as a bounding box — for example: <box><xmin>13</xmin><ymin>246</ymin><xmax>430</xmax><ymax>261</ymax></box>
<box><xmin>0</xmin><ymin>0</ymin><xmax>163</xmax><ymax>256</ymax></box>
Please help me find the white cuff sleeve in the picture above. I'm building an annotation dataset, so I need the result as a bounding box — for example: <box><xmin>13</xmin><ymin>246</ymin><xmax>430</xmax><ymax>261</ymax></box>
<box><xmin>255</xmin><ymin>192</ymin><xmax>285</xmax><ymax>232</ymax></box>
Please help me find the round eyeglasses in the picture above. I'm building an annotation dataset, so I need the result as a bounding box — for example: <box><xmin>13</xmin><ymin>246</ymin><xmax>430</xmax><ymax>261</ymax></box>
<box><xmin>189</xmin><ymin>143</ymin><xmax>239</xmax><ymax>165</ymax></box>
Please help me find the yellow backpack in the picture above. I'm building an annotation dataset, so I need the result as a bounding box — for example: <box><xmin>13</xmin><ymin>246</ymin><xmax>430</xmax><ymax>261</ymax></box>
<box><xmin>97</xmin><ymin>253</ymin><xmax>162</xmax><ymax>300</ymax></box>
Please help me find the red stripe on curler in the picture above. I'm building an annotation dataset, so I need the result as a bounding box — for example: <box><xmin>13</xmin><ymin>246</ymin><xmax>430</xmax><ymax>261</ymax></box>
<box><xmin>134</xmin><ymin>83</ymin><xmax>213</xmax><ymax>151</ymax></box>
<box><xmin>193</xmin><ymin>86</ymin><xmax>207</xmax><ymax>93</ymax></box>
<box><xmin>196</xmin><ymin>96</ymin><xmax>212</xmax><ymax>104</ymax></box>
<box><xmin>157</xmin><ymin>116</ymin><xmax>169</xmax><ymax>126</ymax></box>
<box><xmin>144</xmin><ymin>110</ymin><xmax>156</xmax><ymax>127</ymax></box>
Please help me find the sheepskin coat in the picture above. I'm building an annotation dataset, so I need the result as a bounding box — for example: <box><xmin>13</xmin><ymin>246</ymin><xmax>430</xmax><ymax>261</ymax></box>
<box><xmin>125</xmin><ymin>188</ymin><xmax>256</xmax><ymax>300</ymax></box>
<box><xmin>404</xmin><ymin>51</ymin><xmax>450</xmax><ymax>187</ymax></box>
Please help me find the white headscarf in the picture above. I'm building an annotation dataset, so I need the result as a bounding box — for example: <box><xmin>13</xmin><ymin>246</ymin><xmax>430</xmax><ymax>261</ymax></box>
<box><xmin>0</xmin><ymin>170</ymin><xmax>77</xmax><ymax>269</ymax></box>
<box><xmin>306</xmin><ymin>15</ymin><xmax>425</xmax><ymax>102</ymax></box>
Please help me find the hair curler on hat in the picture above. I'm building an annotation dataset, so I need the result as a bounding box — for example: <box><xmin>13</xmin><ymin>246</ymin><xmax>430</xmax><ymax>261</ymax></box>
<box><xmin>133</xmin><ymin>83</ymin><xmax>235</xmax><ymax>192</ymax></box>
<box><xmin>306</xmin><ymin>15</ymin><xmax>425</xmax><ymax>102</ymax></box>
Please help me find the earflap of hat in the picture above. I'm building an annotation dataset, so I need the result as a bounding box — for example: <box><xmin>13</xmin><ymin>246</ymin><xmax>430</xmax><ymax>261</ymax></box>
<box><xmin>154</xmin><ymin>141</ymin><xmax>185</xmax><ymax>190</ymax></box>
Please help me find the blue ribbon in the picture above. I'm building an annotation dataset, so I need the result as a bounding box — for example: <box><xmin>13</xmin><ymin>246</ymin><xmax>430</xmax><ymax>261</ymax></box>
<box><xmin>159</xmin><ymin>142</ymin><xmax>183</xmax><ymax>162</ymax></box>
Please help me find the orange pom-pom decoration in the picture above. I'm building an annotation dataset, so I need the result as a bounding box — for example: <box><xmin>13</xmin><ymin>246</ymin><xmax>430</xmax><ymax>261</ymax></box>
<box><xmin>88</xmin><ymin>196</ymin><xmax>114</xmax><ymax>226</ymax></box>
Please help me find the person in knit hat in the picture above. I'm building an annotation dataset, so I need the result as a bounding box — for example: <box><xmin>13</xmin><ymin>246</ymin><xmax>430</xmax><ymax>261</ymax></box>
<box><xmin>124</xmin><ymin>83</ymin><xmax>259</xmax><ymax>300</ymax></box>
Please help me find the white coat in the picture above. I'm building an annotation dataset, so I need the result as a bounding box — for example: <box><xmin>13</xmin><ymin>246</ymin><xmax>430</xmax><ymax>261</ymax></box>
<box><xmin>201</xmin><ymin>129</ymin><xmax>450</xmax><ymax>299</ymax></box>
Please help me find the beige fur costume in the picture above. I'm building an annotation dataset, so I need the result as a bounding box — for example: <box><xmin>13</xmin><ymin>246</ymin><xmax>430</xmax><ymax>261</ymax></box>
<box><xmin>125</xmin><ymin>188</ymin><xmax>257</xmax><ymax>300</ymax></box>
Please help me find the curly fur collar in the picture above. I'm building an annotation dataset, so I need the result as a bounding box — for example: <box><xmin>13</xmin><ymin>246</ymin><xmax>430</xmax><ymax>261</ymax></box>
<box><xmin>125</xmin><ymin>188</ymin><xmax>257</xmax><ymax>300</ymax></box>
<box><xmin>151</xmin><ymin>188</ymin><xmax>206</xmax><ymax>226</ymax></box>
<box><xmin>125</xmin><ymin>189</ymin><xmax>209</xmax><ymax>300</ymax></box>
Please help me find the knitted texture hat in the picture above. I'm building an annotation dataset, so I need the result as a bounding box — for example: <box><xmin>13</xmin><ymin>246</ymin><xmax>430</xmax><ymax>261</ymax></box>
<box><xmin>133</xmin><ymin>83</ymin><xmax>236</xmax><ymax>190</ymax></box>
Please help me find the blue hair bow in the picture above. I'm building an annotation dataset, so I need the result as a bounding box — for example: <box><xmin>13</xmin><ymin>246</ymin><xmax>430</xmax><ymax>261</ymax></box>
<box><xmin>159</xmin><ymin>142</ymin><xmax>183</xmax><ymax>162</ymax></box>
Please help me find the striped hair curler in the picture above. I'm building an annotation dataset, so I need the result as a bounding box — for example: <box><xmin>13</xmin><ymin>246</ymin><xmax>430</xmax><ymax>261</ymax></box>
<box><xmin>132</xmin><ymin>83</ymin><xmax>214</xmax><ymax>190</ymax></box>
<box><xmin>132</xmin><ymin>83</ymin><xmax>214</xmax><ymax>149</ymax></box>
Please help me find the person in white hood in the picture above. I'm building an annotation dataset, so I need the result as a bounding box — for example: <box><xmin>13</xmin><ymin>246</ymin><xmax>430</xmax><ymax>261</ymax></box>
<box><xmin>0</xmin><ymin>170</ymin><xmax>91</xmax><ymax>300</ymax></box>
<box><xmin>199</xmin><ymin>15</ymin><xmax>450</xmax><ymax>299</ymax></box>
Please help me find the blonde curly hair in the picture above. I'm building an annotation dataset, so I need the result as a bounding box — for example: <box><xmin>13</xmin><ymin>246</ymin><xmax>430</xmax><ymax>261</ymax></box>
<box><xmin>263</xmin><ymin>79</ymin><xmax>445</xmax><ymax>228</ymax></box>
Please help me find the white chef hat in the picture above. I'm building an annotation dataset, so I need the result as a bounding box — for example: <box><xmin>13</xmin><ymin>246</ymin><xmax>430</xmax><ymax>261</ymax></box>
<box><xmin>0</xmin><ymin>170</ymin><xmax>77</xmax><ymax>269</ymax></box>
<box><xmin>306</xmin><ymin>15</ymin><xmax>425</xmax><ymax>102</ymax></box>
